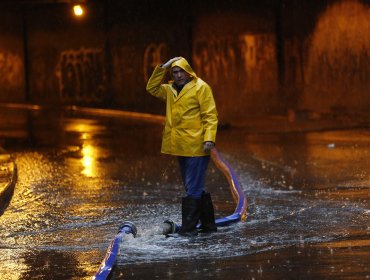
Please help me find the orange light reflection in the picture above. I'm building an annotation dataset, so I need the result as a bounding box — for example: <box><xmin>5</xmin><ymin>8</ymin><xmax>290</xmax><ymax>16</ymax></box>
<box><xmin>81</xmin><ymin>144</ymin><xmax>97</xmax><ymax>177</ymax></box>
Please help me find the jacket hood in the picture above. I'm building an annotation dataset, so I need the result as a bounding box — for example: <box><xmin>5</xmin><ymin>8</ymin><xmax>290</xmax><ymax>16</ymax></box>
<box><xmin>171</xmin><ymin>57</ymin><xmax>197</xmax><ymax>78</ymax></box>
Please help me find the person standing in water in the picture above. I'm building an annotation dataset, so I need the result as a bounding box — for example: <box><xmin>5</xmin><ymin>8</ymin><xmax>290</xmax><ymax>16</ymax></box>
<box><xmin>146</xmin><ymin>57</ymin><xmax>218</xmax><ymax>236</ymax></box>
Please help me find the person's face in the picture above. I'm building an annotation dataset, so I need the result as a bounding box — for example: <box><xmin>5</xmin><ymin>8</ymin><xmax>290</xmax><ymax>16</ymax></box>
<box><xmin>172</xmin><ymin>66</ymin><xmax>190</xmax><ymax>86</ymax></box>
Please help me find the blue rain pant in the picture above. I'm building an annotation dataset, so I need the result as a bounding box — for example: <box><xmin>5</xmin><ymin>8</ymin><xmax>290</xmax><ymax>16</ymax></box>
<box><xmin>178</xmin><ymin>156</ymin><xmax>210</xmax><ymax>199</ymax></box>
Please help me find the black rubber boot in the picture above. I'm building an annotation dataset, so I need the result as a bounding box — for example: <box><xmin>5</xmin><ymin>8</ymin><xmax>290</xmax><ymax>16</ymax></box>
<box><xmin>199</xmin><ymin>192</ymin><xmax>217</xmax><ymax>233</ymax></box>
<box><xmin>178</xmin><ymin>197</ymin><xmax>201</xmax><ymax>237</ymax></box>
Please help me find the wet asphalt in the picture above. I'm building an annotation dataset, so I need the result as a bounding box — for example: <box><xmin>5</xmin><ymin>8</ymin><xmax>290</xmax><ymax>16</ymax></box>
<box><xmin>0</xmin><ymin>105</ymin><xmax>369</xmax><ymax>280</ymax></box>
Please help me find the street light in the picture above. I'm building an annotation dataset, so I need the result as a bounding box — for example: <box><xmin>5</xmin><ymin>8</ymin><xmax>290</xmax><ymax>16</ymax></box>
<box><xmin>73</xmin><ymin>4</ymin><xmax>84</xmax><ymax>17</ymax></box>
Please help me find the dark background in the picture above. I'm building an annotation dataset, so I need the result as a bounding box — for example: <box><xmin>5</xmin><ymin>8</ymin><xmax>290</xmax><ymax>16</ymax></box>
<box><xmin>0</xmin><ymin>0</ymin><xmax>369</xmax><ymax>125</ymax></box>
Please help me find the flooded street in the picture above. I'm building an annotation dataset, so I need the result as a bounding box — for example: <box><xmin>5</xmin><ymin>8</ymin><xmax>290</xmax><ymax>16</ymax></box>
<box><xmin>0</xmin><ymin>107</ymin><xmax>369</xmax><ymax>279</ymax></box>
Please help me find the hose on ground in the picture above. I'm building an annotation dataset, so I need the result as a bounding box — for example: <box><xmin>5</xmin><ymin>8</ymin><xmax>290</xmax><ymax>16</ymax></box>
<box><xmin>92</xmin><ymin>221</ymin><xmax>137</xmax><ymax>280</ymax></box>
<box><xmin>163</xmin><ymin>148</ymin><xmax>247</xmax><ymax>234</ymax></box>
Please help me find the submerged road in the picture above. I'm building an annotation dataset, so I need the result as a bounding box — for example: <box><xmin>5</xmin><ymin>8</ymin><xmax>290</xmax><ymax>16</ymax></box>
<box><xmin>0</xmin><ymin>105</ymin><xmax>369</xmax><ymax>280</ymax></box>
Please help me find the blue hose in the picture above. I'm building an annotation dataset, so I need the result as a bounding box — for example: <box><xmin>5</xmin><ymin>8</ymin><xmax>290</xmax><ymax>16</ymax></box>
<box><xmin>93</xmin><ymin>148</ymin><xmax>247</xmax><ymax>279</ymax></box>
<box><xmin>211</xmin><ymin>148</ymin><xmax>247</xmax><ymax>225</ymax></box>
<box><xmin>93</xmin><ymin>221</ymin><xmax>137</xmax><ymax>280</ymax></box>
<box><xmin>164</xmin><ymin>148</ymin><xmax>247</xmax><ymax>233</ymax></box>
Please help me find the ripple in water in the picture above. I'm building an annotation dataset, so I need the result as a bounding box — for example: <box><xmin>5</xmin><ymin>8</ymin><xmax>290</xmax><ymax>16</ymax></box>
<box><xmin>117</xmin><ymin>174</ymin><xmax>370</xmax><ymax>264</ymax></box>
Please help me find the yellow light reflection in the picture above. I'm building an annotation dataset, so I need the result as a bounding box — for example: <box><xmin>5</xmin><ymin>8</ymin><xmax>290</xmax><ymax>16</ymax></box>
<box><xmin>73</xmin><ymin>5</ymin><xmax>84</xmax><ymax>17</ymax></box>
<box><xmin>316</xmin><ymin>239</ymin><xmax>370</xmax><ymax>249</ymax></box>
<box><xmin>81</xmin><ymin>144</ymin><xmax>97</xmax><ymax>177</ymax></box>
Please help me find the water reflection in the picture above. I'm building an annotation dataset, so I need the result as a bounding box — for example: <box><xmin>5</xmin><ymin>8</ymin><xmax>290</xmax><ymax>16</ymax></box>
<box><xmin>20</xmin><ymin>250</ymin><xmax>87</xmax><ymax>280</ymax></box>
<box><xmin>81</xmin><ymin>143</ymin><xmax>97</xmax><ymax>177</ymax></box>
<box><xmin>217</xmin><ymin>129</ymin><xmax>370</xmax><ymax>192</ymax></box>
<box><xmin>1</xmin><ymin>107</ymin><xmax>370</xmax><ymax>279</ymax></box>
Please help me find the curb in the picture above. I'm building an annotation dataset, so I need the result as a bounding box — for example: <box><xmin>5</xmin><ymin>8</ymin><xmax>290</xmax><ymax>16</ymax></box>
<box><xmin>0</xmin><ymin>147</ymin><xmax>17</xmax><ymax>214</ymax></box>
<box><xmin>0</xmin><ymin>102</ymin><xmax>368</xmax><ymax>133</ymax></box>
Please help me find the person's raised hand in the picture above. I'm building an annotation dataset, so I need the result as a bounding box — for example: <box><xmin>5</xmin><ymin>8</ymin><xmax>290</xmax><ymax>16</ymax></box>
<box><xmin>162</xmin><ymin>57</ymin><xmax>182</xmax><ymax>69</ymax></box>
<box><xmin>203</xmin><ymin>141</ymin><xmax>215</xmax><ymax>153</ymax></box>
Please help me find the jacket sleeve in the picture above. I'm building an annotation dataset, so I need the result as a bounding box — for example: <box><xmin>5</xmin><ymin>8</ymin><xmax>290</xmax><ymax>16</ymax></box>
<box><xmin>198</xmin><ymin>84</ymin><xmax>218</xmax><ymax>143</ymax></box>
<box><xmin>146</xmin><ymin>65</ymin><xmax>168</xmax><ymax>102</ymax></box>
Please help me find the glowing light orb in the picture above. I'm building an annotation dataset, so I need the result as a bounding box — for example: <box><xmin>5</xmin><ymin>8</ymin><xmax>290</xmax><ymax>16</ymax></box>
<box><xmin>73</xmin><ymin>5</ymin><xmax>84</xmax><ymax>17</ymax></box>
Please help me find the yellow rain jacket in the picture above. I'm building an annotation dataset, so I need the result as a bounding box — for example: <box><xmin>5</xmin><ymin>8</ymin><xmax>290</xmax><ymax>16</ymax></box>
<box><xmin>146</xmin><ymin>57</ymin><xmax>218</xmax><ymax>157</ymax></box>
